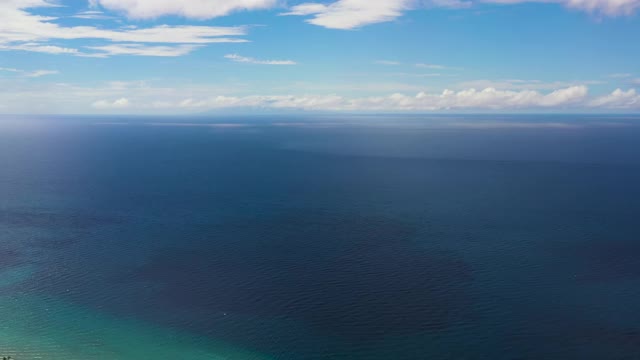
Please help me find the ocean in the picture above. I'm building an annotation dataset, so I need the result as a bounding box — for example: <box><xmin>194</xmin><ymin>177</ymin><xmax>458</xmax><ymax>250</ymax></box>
<box><xmin>1</xmin><ymin>114</ymin><xmax>640</xmax><ymax>359</ymax></box>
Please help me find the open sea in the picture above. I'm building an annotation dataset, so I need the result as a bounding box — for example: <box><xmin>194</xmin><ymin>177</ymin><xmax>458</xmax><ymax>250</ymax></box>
<box><xmin>1</xmin><ymin>114</ymin><xmax>640</xmax><ymax>359</ymax></box>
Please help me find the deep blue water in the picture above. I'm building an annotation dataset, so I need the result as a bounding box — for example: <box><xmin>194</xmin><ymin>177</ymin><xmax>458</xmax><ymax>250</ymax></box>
<box><xmin>1</xmin><ymin>115</ymin><xmax>640</xmax><ymax>359</ymax></box>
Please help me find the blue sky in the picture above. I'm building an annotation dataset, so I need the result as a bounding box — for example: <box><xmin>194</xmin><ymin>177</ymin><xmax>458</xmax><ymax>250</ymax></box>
<box><xmin>0</xmin><ymin>0</ymin><xmax>639</xmax><ymax>114</ymax></box>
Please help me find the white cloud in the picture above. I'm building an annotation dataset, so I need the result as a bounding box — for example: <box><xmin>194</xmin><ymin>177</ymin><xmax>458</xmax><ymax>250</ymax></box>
<box><xmin>0</xmin><ymin>66</ymin><xmax>59</xmax><ymax>77</ymax></box>
<box><xmin>92</xmin><ymin>97</ymin><xmax>130</xmax><ymax>109</ymax></box>
<box><xmin>416</xmin><ymin>63</ymin><xmax>447</xmax><ymax>69</ymax></box>
<box><xmin>428</xmin><ymin>0</ymin><xmax>474</xmax><ymax>8</ymax></box>
<box><xmin>103</xmin><ymin>85</ymin><xmax>591</xmax><ymax>111</ymax></box>
<box><xmin>90</xmin><ymin>0</ymin><xmax>278</xmax><ymax>19</ymax></box>
<box><xmin>385</xmin><ymin>86</ymin><xmax>589</xmax><ymax>110</ymax></box>
<box><xmin>0</xmin><ymin>43</ymin><xmax>80</xmax><ymax>55</ymax></box>
<box><xmin>281</xmin><ymin>0</ymin><xmax>414</xmax><ymax>29</ymax></box>
<box><xmin>72</xmin><ymin>10</ymin><xmax>115</xmax><ymax>20</ymax></box>
<box><xmin>589</xmin><ymin>88</ymin><xmax>639</xmax><ymax>108</ymax></box>
<box><xmin>282</xmin><ymin>0</ymin><xmax>639</xmax><ymax>29</ymax></box>
<box><xmin>173</xmin><ymin>94</ymin><xmax>347</xmax><ymax>110</ymax></box>
<box><xmin>88</xmin><ymin>44</ymin><xmax>202</xmax><ymax>57</ymax></box>
<box><xmin>481</xmin><ymin>0</ymin><xmax>640</xmax><ymax>16</ymax></box>
<box><xmin>0</xmin><ymin>10</ymin><xmax>248</xmax><ymax>44</ymax></box>
<box><xmin>281</xmin><ymin>3</ymin><xmax>329</xmax><ymax>15</ymax></box>
<box><xmin>2</xmin><ymin>78</ymin><xmax>638</xmax><ymax>114</ymax></box>
<box><xmin>25</xmin><ymin>70</ymin><xmax>59</xmax><ymax>77</ymax></box>
<box><xmin>0</xmin><ymin>0</ymin><xmax>249</xmax><ymax>57</ymax></box>
<box><xmin>562</xmin><ymin>0</ymin><xmax>640</xmax><ymax>15</ymax></box>
<box><xmin>224</xmin><ymin>54</ymin><xmax>297</xmax><ymax>65</ymax></box>
<box><xmin>90</xmin><ymin>25</ymin><xmax>249</xmax><ymax>44</ymax></box>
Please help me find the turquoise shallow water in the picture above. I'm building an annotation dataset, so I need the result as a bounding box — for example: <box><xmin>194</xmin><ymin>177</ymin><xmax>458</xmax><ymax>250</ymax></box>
<box><xmin>0</xmin><ymin>294</ymin><xmax>272</xmax><ymax>359</ymax></box>
<box><xmin>2</xmin><ymin>115</ymin><xmax>640</xmax><ymax>359</ymax></box>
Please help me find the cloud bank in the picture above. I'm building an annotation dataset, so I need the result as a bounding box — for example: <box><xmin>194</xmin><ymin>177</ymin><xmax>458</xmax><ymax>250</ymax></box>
<box><xmin>73</xmin><ymin>85</ymin><xmax>640</xmax><ymax>112</ymax></box>
<box><xmin>2</xmin><ymin>80</ymin><xmax>638</xmax><ymax>113</ymax></box>
<box><xmin>163</xmin><ymin>86</ymin><xmax>591</xmax><ymax>111</ymax></box>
